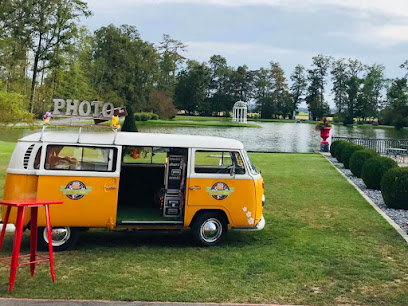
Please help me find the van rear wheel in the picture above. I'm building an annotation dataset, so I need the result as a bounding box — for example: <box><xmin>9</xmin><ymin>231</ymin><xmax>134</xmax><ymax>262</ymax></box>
<box><xmin>37</xmin><ymin>226</ymin><xmax>80</xmax><ymax>252</ymax></box>
<box><xmin>191</xmin><ymin>212</ymin><xmax>227</xmax><ymax>246</ymax></box>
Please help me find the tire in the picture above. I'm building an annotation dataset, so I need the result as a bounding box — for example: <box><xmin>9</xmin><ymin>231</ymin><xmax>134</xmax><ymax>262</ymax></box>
<box><xmin>191</xmin><ymin>212</ymin><xmax>228</xmax><ymax>246</ymax></box>
<box><xmin>37</xmin><ymin>226</ymin><xmax>80</xmax><ymax>252</ymax></box>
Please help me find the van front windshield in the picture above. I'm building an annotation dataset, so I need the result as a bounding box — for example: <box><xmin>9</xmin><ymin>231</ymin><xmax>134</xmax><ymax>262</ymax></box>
<box><xmin>243</xmin><ymin>150</ymin><xmax>259</xmax><ymax>175</ymax></box>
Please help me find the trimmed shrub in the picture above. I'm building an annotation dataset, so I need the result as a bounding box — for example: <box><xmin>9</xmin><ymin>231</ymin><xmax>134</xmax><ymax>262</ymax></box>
<box><xmin>381</xmin><ymin>167</ymin><xmax>408</xmax><ymax>209</ymax></box>
<box><xmin>349</xmin><ymin>149</ymin><xmax>378</xmax><ymax>177</ymax></box>
<box><xmin>330</xmin><ymin>140</ymin><xmax>347</xmax><ymax>157</ymax></box>
<box><xmin>334</xmin><ymin>141</ymin><xmax>353</xmax><ymax>163</ymax></box>
<box><xmin>134</xmin><ymin>112</ymin><xmax>157</xmax><ymax>121</ymax></box>
<box><xmin>139</xmin><ymin>112</ymin><xmax>151</xmax><ymax>121</ymax></box>
<box><xmin>341</xmin><ymin>144</ymin><xmax>365</xmax><ymax>169</ymax></box>
<box><xmin>361</xmin><ymin>156</ymin><xmax>398</xmax><ymax>190</ymax></box>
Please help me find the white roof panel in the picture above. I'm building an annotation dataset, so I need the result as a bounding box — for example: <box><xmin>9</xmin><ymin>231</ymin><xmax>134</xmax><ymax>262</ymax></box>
<box><xmin>19</xmin><ymin>131</ymin><xmax>244</xmax><ymax>150</ymax></box>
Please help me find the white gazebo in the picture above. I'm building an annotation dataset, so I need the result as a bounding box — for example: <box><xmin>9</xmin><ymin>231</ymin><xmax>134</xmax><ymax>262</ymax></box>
<box><xmin>232</xmin><ymin>101</ymin><xmax>248</xmax><ymax>123</ymax></box>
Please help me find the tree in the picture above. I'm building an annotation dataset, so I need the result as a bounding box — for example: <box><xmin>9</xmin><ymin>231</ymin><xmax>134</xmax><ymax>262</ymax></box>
<box><xmin>270</xmin><ymin>62</ymin><xmax>289</xmax><ymax>118</ymax></box>
<box><xmin>157</xmin><ymin>34</ymin><xmax>186</xmax><ymax>91</ymax></box>
<box><xmin>0</xmin><ymin>87</ymin><xmax>32</xmax><ymax>126</ymax></box>
<box><xmin>92</xmin><ymin>24</ymin><xmax>159</xmax><ymax>113</ymax></box>
<box><xmin>290</xmin><ymin>65</ymin><xmax>307</xmax><ymax>119</ymax></box>
<box><xmin>254</xmin><ymin>67</ymin><xmax>273</xmax><ymax>118</ymax></box>
<box><xmin>207</xmin><ymin>54</ymin><xmax>233</xmax><ymax>114</ymax></box>
<box><xmin>331</xmin><ymin>58</ymin><xmax>348</xmax><ymax>114</ymax></box>
<box><xmin>360</xmin><ymin>64</ymin><xmax>385</xmax><ymax>119</ymax></box>
<box><xmin>386</xmin><ymin>78</ymin><xmax>408</xmax><ymax>129</ymax></box>
<box><xmin>174</xmin><ymin>60</ymin><xmax>211</xmax><ymax>115</ymax></box>
<box><xmin>149</xmin><ymin>89</ymin><xmax>177</xmax><ymax>120</ymax></box>
<box><xmin>7</xmin><ymin>0</ymin><xmax>92</xmax><ymax>112</ymax></box>
<box><xmin>310</xmin><ymin>54</ymin><xmax>332</xmax><ymax>120</ymax></box>
<box><xmin>305</xmin><ymin>69</ymin><xmax>323</xmax><ymax>120</ymax></box>
<box><xmin>230</xmin><ymin>65</ymin><xmax>254</xmax><ymax>102</ymax></box>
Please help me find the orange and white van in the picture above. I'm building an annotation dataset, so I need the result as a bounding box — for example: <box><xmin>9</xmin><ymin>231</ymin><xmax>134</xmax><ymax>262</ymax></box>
<box><xmin>2</xmin><ymin>131</ymin><xmax>265</xmax><ymax>250</ymax></box>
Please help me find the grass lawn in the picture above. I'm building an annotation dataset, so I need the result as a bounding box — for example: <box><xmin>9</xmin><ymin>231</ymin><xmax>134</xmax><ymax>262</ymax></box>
<box><xmin>0</xmin><ymin>150</ymin><xmax>407</xmax><ymax>304</ymax></box>
<box><xmin>174</xmin><ymin>115</ymin><xmax>230</xmax><ymax>122</ymax></box>
<box><xmin>0</xmin><ymin>141</ymin><xmax>15</xmax><ymax>201</ymax></box>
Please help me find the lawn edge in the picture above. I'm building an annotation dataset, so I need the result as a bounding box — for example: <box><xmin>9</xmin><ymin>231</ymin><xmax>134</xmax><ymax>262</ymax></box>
<box><xmin>0</xmin><ymin>298</ymin><xmax>292</xmax><ymax>306</ymax></box>
<box><xmin>320</xmin><ymin>153</ymin><xmax>408</xmax><ymax>245</ymax></box>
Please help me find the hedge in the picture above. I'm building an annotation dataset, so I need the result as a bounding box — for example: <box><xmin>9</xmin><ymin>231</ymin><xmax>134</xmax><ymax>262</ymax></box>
<box><xmin>349</xmin><ymin>149</ymin><xmax>378</xmax><ymax>178</ymax></box>
<box><xmin>381</xmin><ymin>167</ymin><xmax>408</xmax><ymax>209</ymax></box>
<box><xmin>134</xmin><ymin>112</ymin><xmax>159</xmax><ymax>121</ymax></box>
<box><xmin>361</xmin><ymin>156</ymin><xmax>398</xmax><ymax>190</ymax></box>
<box><xmin>330</xmin><ymin>140</ymin><xmax>347</xmax><ymax>158</ymax></box>
<box><xmin>341</xmin><ymin>144</ymin><xmax>365</xmax><ymax>169</ymax></box>
<box><xmin>334</xmin><ymin>141</ymin><xmax>353</xmax><ymax>163</ymax></box>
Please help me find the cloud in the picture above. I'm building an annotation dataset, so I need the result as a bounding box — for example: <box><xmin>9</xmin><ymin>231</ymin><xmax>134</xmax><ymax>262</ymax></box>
<box><xmin>329</xmin><ymin>24</ymin><xmax>408</xmax><ymax>48</ymax></box>
<box><xmin>88</xmin><ymin>0</ymin><xmax>408</xmax><ymax>17</ymax></box>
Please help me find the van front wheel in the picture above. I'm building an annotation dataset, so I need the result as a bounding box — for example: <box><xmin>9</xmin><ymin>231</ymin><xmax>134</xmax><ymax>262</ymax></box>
<box><xmin>37</xmin><ymin>227</ymin><xmax>80</xmax><ymax>252</ymax></box>
<box><xmin>191</xmin><ymin>212</ymin><xmax>227</xmax><ymax>246</ymax></box>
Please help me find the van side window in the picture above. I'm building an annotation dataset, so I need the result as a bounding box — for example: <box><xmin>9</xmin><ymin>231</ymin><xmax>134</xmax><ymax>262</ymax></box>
<box><xmin>45</xmin><ymin>145</ymin><xmax>116</xmax><ymax>172</ymax></box>
<box><xmin>122</xmin><ymin>146</ymin><xmax>167</xmax><ymax>164</ymax></box>
<box><xmin>34</xmin><ymin>146</ymin><xmax>42</xmax><ymax>169</ymax></box>
<box><xmin>195</xmin><ymin>151</ymin><xmax>245</xmax><ymax>174</ymax></box>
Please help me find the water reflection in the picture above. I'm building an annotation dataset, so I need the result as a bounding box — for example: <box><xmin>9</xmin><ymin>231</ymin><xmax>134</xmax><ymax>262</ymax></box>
<box><xmin>0</xmin><ymin>123</ymin><xmax>407</xmax><ymax>153</ymax></box>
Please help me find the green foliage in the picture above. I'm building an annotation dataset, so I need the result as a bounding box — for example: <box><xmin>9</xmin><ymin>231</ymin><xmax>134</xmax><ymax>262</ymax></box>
<box><xmin>314</xmin><ymin>118</ymin><xmax>332</xmax><ymax>131</ymax></box>
<box><xmin>92</xmin><ymin>24</ymin><xmax>159</xmax><ymax>112</ymax></box>
<box><xmin>341</xmin><ymin>144</ymin><xmax>365</xmax><ymax>169</ymax></box>
<box><xmin>174</xmin><ymin>60</ymin><xmax>211</xmax><ymax>115</ymax></box>
<box><xmin>134</xmin><ymin>112</ymin><xmax>159</xmax><ymax>121</ymax></box>
<box><xmin>349</xmin><ymin>149</ymin><xmax>378</xmax><ymax>177</ymax></box>
<box><xmin>149</xmin><ymin>90</ymin><xmax>177</xmax><ymax>120</ymax></box>
<box><xmin>121</xmin><ymin>105</ymin><xmax>137</xmax><ymax>132</ymax></box>
<box><xmin>334</xmin><ymin>141</ymin><xmax>353</xmax><ymax>163</ymax></box>
<box><xmin>385</xmin><ymin>78</ymin><xmax>408</xmax><ymax>129</ymax></box>
<box><xmin>330</xmin><ymin>140</ymin><xmax>347</xmax><ymax>157</ymax></box>
<box><xmin>361</xmin><ymin>156</ymin><xmax>398</xmax><ymax>190</ymax></box>
<box><xmin>150</xmin><ymin>113</ymin><xmax>159</xmax><ymax>120</ymax></box>
<box><xmin>381</xmin><ymin>167</ymin><xmax>408</xmax><ymax>209</ymax></box>
<box><xmin>0</xmin><ymin>90</ymin><xmax>32</xmax><ymax>126</ymax></box>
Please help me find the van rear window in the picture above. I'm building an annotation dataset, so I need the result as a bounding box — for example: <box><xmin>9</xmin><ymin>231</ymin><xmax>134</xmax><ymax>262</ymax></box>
<box><xmin>45</xmin><ymin>145</ymin><xmax>116</xmax><ymax>172</ymax></box>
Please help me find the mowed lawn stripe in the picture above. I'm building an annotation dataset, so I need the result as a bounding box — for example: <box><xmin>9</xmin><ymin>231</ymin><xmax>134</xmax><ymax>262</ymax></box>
<box><xmin>0</xmin><ymin>151</ymin><xmax>406</xmax><ymax>305</ymax></box>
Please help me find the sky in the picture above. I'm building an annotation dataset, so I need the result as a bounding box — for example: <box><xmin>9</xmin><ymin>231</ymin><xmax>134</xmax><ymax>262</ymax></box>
<box><xmin>82</xmin><ymin>0</ymin><xmax>408</xmax><ymax>106</ymax></box>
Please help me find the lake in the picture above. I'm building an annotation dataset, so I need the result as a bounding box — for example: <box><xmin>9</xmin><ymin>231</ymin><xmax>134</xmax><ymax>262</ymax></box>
<box><xmin>1</xmin><ymin>122</ymin><xmax>407</xmax><ymax>152</ymax></box>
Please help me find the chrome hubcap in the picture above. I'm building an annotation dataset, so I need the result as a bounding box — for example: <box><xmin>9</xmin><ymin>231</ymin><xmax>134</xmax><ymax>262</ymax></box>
<box><xmin>43</xmin><ymin>227</ymin><xmax>71</xmax><ymax>246</ymax></box>
<box><xmin>200</xmin><ymin>218</ymin><xmax>222</xmax><ymax>243</ymax></box>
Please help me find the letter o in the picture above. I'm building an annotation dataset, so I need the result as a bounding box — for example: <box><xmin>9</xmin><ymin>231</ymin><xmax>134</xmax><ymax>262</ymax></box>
<box><xmin>102</xmin><ymin>102</ymin><xmax>114</xmax><ymax>117</ymax></box>
<box><xmin>78</xmin><ymin>101</ymin><xmax>91</xmax><ymax>116</ymax></box>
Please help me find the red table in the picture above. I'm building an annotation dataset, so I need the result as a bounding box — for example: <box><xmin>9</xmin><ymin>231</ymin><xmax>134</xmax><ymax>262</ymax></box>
<box><xmin>0</xmin><ymin>199</ymin><xmax>62</xmax><ymax>292</ymax></box>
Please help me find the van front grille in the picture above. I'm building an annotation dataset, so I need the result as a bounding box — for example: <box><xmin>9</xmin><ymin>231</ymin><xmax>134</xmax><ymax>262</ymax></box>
<box><xmin>23</xmin><ymin>144</ymin><xmax>35</xmax><ymax>169</ymax></box>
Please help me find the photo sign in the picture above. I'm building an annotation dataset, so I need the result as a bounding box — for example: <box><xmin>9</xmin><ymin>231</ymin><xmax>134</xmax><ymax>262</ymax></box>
<box><xmin>52</xmin><ymin>98</ymin><xmax>121</xmax><ymax>119</ymax></box>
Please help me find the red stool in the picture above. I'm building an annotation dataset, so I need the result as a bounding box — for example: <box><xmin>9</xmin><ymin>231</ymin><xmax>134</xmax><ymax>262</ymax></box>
<box><xmin>0</xmin><ymin>199</ymin><xmax>62</xmax><ymax>292</ymax></box>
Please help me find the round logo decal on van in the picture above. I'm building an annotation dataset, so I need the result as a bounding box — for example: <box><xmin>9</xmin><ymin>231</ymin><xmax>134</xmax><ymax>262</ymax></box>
<box><xmin>206</xmin><ymin>182</ymin><xmax>235</xmax><ymax>200</ymax></box>
<box><xmin>60</xmin><ymin>180</ymin><xmax>92</xmax><ymax>200</ymax></box>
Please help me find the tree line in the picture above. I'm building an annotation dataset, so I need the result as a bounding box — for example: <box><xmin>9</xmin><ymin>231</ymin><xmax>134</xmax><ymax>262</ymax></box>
<box><xmin>0</xmin><ymin>0</ymin><xmax>407</xmax><ymax>129</ymax></box>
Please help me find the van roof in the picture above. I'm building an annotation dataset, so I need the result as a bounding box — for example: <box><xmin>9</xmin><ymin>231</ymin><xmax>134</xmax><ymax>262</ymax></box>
<box><xmin>20</xmin><ymin>131</ymin><xmax>245</xmax><ymax>150</ymax></box>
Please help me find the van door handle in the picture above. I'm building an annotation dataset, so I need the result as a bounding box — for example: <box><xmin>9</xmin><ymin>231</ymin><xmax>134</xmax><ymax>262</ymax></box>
<box><xmin>105</xmin><ymin>186</ymin><xmax>117</xmax><ymax>190</ymax></box>
<box><xmin>189</xmin><ymin>186</ymin><xmax>201</xmax><ymax>190</ymax></box>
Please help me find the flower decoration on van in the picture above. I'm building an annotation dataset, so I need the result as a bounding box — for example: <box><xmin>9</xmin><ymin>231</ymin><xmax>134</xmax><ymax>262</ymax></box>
<box><xmin>206</xmin><ymin>182</ymin><xmax>234</xmax><ymax>200</ymax></box>
<box><xmin>60</xmin><ymin>180</ymin><xmax>92</xmax><ymax>200</ymax></box>
<box><xmin>43</xmin><ymin>112</ymin><xmax>51</xmax><ymax>125</ymax></box>
<box><xmin>242</xmin><ymin>206</ymin><xmax>254</xmax><ymax>225</ymax></box>
<box><xmin>111</xmin><ymin>115</ymin><xmax>120</xmax><ymax>129</ymax></box>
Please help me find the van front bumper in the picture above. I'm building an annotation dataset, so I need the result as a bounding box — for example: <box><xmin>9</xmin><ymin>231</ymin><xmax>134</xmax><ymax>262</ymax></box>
<box><xmin>231</xmin><ymin>215</ymin><xmax>266</xmax><ymax>231</ymax></box>
<box><xmin>255</xmin><ymin>216</ymin><xmax>265</xmax><ymax>230</ymax></box>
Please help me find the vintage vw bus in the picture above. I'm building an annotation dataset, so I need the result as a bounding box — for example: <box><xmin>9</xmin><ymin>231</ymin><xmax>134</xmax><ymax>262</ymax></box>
<box><xmin>2</xmin><ymin>131</ymin><xmax>265</xmax><ymax>250</ymax></box>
